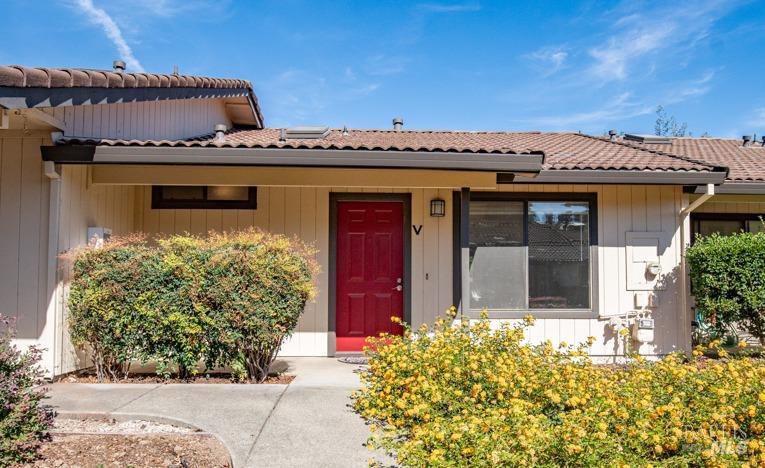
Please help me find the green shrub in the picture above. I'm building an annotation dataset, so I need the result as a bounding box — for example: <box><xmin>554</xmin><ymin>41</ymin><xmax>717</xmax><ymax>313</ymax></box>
<box><xmin>0</xmin><ymin>316</ymin><xmax>53</xmax><ymax>465</ymax></box>
<box><xmin>67</xmin><ymin>235</ymin><xmax>152</xmax><ymax>381</ymax></box>
<box><xmin>687</xmin><ymin>230</ymin><xmax>765</xmax><ymax>345</ymax></box>
<box><xmin>67</xmin><ymin>229</ymin><xmax>316</xmax><ymax>382</ymax></box>
<box><xmin>200</xmin><ymin>230</ymin><xmax>317</xmax><ymax>382</ymax></box>
<box><xmin>354</xmin><ymin>312</ymin><xmax>765</xmax><ymax>467</ymax></box>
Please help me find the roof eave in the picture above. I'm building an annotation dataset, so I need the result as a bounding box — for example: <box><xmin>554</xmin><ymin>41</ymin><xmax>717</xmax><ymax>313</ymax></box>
<box><xmin>41</xmin><ymin>145</ymin><xmax>544</xmax><ymax>173</ymax></box>
<box><xmin>0</xmin><ymin>86</ymin><xmax>264</xmax><ymax>127</ymax></box>
<box><xmin>688</xmin><ymin>181</ymin><xmax>765</xmax><ymax>194</ymax></box>
<box><xmin>530</xmin><ymin>169</ymin><xmax>727</xmax><ymax>185</ymax></box>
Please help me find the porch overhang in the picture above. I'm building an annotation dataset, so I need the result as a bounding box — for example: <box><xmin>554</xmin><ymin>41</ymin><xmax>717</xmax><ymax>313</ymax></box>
<box><xmin>86</xmin><ymin>164</ymin><xmax>506</xmax><ymax>189</ymax></box>
<box><xmin>41</xmin><ymin>144</ymin><xmax>544</xmax><ymax>174</ymax></box>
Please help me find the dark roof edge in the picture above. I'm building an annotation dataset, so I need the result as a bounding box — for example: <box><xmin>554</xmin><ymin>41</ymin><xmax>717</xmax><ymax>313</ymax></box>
<box><xmin>41</xmin><ymin>145</ymin><xmax>544</xmax><ymax>173</ymax></box>
<box><xmin>687</xmin><ymin>182</ymin><xmax>765</xmax><ymax>194</ymax></box>
<box><xmin>533</xmin><ymin>169</ymin><xmax>727</xmax><ymax>185</ymax></box>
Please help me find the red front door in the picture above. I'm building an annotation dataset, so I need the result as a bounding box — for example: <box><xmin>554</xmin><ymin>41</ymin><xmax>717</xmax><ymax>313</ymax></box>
<box><xmin>336</xmin><ymin>201</ymin><xmax>404</xmax><ymax>352</ymax></box>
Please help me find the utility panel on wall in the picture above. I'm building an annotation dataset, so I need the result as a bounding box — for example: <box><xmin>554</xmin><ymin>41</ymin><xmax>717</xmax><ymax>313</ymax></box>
<box><xmin>625</xmin><ymin>231</ymin><xmax>668</xmax><ymax>291</ymax></box>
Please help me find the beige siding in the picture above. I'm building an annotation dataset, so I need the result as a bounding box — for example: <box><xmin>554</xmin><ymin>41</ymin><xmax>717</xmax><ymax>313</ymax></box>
<box><xmin>136</xmin><ymin>185</ymin><xmax>454</xmax><ymax>356</ymax></box>
<box><xmin>135</xmin><ymin>183</ymin><xmax>686</xmax><ymax>359</ymax></box>
<box><xmin>42</xmin><ymin>99</ymin><xmax>231</xmax><ymax>140</ymax></box>
<box><xmin>695</xmin><ymin>200</ymin><xmax>765</xmax><ymax>214</ymax></box>
<box><xmin>0</xmin><ymin>135</ymin><xmax>52</xmax><ymax>360</ymax></box>
<box><xmin>55</xmin><ymin>166</ymin><xmax>136</xmax><ymax>374</ymax></box>
<box><xmin>497</xmin><ymin>184</ymin><xmax>687</xmax><ymax>358</ymax></box>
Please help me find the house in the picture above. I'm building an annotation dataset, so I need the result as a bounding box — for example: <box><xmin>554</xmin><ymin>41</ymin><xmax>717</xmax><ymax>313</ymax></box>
<box><xmin>1</xmin><ymin>63</ymin><xmax>759</xmax><ymax>377</ymax></box>
<box><xmin>619</xmin><ymin>134</ymin><xmax>765</xmax><ymax>237</ymax></box>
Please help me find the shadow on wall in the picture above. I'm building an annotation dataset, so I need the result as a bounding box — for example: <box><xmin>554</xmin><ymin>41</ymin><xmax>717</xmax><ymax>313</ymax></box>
<box><xmin>652</xmin><ymin>265</ymin><xmax>684</xmax><ymax>355</ymax></box>
<box><xmin>594</xmin><ymin>264</ymin><xmax>684</xmax><ymax>361</ymax></box>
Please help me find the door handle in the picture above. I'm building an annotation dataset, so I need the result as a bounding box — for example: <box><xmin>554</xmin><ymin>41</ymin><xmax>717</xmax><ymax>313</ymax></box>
<box><xmin>393</xmin><ymin>285</ymin><xmax>403</xmax><ymax>291</ymax></box>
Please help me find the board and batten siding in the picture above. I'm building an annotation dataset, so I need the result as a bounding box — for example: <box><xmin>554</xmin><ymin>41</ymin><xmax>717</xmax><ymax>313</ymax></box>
<box><xmin>135</xmin><ymin>186</ymin><xmax>455</xmax><ymax>356</ymax></box>
<box><xmin>55</xmin><ymin>166</ymin><xmax>136</xmax><ymax>374</ymax></box>
<box><xmin>41</xmin><ymin>98</ymin><xmax>231</xmax><ymax>140</ymax></box>
<box><xmin>0</xmin><ymin>134</ymin><xmax>53</xmax><ymax>360</ymax></box>
<box><xmin>694</xmin><ymin>200</ymin><xmax>765</xmax><ymax>215</ymax></box>
<box><xmin>493</xmin><ymin>184</ymin><xmax>688</xmax><ymax>358</ymax></box>
<box><xmin>136</xmin><ymin>183</ymin><xmax>689</xmax><ymax>359</ymax></box>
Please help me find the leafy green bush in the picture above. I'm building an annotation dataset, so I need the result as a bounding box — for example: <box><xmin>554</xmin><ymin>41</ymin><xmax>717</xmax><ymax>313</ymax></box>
<box><xmin>199</xmin><ymin>230</ymin><xmax>317</xmax><ymax>382</ymax></box>
<box><xmin>687</xmin><ymin>231</ymin><xmax>765</xmax><ymax>345</ymax></box>
<box><xmin>0</xmin><ymin>316</ymin><xmax>53</xmax><ymax>465</ymax></box>
<box><xmin>67</xmin><ymin>229</ymin><xmax>316</xmax><ymax>382</ymax></box>
<box><xmin>67</xmin><ymin>235</ymin><xmax>152</xmax><ymax>381</ymax></box>
<box><xmin>354</xmin><ymin>311</ymin><xmax>765</xmax><ymax>467</ymax></box>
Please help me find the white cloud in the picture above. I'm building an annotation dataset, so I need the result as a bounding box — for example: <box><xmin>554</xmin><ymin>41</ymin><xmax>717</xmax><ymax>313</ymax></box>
<box><xmin>417</xmin><ymin>2</ymin><xmax>481</xmax><ymax>13</ymax></box>
<box><xmin>588</xmin><ymin>22</ymin><xmax>675</xmax><ymax>81</ymax></box>
<box><xmin>364</xmin><ymin>55</ymin><xmax>409</xmax><ymax>76</ymax></box>
<box><xmin>666</xmin><ymin>70</ymin><xmax>716</xmax><ymax>103</ymax></box>
<box><xmin>749</xmin><ymin>108</ymin><xmax>765</xmax><ymax>128</ymax></box>
<box><xmin>525</xmin><ymin>46</ymin><xmax>569</xmax><ymax>76</ymax></box>
<box><xmin>73</xmin><ymin>0</ymin><xmax>144</xmax><ymax>72</ymax></box>
<box><xmin>523</xmin><ymin>92</ymin><xmax>654</xmax><ymax>129</ymax></box>
<box><xmin>587</xmin><ymin>1</ymin><xmax>734</xmax><ymax>83</ymax></box>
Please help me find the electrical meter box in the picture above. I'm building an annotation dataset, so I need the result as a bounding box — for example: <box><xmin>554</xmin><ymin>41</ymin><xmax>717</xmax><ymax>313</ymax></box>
<box><xmin>87</xmin><ymin>227</ymin><xmax>111</xmax><ymax>248</ymax></box>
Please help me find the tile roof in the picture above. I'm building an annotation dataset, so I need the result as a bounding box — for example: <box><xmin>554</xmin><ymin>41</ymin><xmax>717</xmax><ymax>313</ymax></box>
<box><xmin>0</xmin><ymin>65</ymin><xmax>263</xmax><ymax>126</ymax></box>
<box><xmin>57</xmin><ymin>128</ymin><xmax>722</xmax><ymax>173</ymax></box>
<box><xmin>0</xmin><ymin>65</ymin><xmax>250</xmax><ymax>90</ymax></box>
<box><xmin>623</xmin><ymin>137</ymin><xmax>765</xmax><ymax>182</ymax></box>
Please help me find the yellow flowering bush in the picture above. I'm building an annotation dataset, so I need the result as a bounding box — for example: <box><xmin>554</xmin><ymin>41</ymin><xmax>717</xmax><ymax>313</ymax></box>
<box><xmin>353</xmin><ymin>309</ymin><xmax>765</xmax><ymax>467</ymax></box>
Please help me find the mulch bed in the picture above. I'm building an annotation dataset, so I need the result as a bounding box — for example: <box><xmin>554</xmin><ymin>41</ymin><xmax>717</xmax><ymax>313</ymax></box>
<box><xmin>23</xmin><ymin>433</ymin><xmax>231</xmax><ymax>467</ymax></box>
<box><xmin>56</xmin><ymin>373</ymin><xmax>294</xmax><ymax>385</ymax></box>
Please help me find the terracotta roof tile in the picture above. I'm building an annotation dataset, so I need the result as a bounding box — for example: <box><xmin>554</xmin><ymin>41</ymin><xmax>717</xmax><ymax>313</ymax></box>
<box><xmin>58</xmin><ymin>128</ymin><xmax>720</xmax><ymax>173</ymax></box>
<box><xmin>0</xmin><ymin>65</ymin><xmax>254</xmax><ymax>90</ymax></box>
<box><xmin>624</xmin><ymin>137</ymin><xmax>765</xmax><ymax>182</ymax></box>
<box><xmin>0</xmin><ymin>64</ymin><xmax>264</xmax><ymax>127</ymax></box>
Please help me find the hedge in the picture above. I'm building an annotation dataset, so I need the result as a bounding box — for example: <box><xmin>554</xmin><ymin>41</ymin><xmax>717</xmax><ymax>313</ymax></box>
<box><xmin>0</xmin><ymin>316</ymin><xmax>53</xmax><ymax>465</ymax></box>
<box><xmin>67</xmin><ymin>229</ymin><xmax>316</xmax><ymax>382</ymax></box>
<box><xmin>354</xmin><ymin>311</ymin><xmax>765</xmax><ymax>466</ymax></box>
<box><xmin>686</xmin><ymin>230</ymin><xmax>765</xmax><ymax>345</ymax></box>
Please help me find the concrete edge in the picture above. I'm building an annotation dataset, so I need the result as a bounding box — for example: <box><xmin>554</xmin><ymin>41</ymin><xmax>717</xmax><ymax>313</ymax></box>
<box><xmin>55</xmin><ymin>411</ymin><xmax>235</xmax><ymax>467</ymax></box>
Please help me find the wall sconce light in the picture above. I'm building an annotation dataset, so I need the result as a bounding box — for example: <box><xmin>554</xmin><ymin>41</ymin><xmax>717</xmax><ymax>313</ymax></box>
<box><xmin>646</xmin><ymin>261</ymin><xmax>662</xmax><ymax>277</ymax></box>
<box><xmin>430</xmin><ymin>198</ymin><xmax>446</xmax><ymax>217</ymax></box>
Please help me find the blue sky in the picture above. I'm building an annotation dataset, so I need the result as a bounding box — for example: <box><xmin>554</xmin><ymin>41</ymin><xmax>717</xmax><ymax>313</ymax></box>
<box><xmin>2</xmin><ymin>0</ymin><xmax>764</xmax><ymax>136</ymax></box>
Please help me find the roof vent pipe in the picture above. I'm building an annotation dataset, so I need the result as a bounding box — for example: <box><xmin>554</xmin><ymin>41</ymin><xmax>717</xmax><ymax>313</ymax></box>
<box><xmin>279</xmin><ymin>128</ymin><xmax>286</xmax><ymax>142</ymax></box>
<box><xmin>761</xmin><ymin>135</ymin><xmax>765</xmax><ymax>146</ymax></box>
<box><xmin>113</xmin><ymin>60</ymin><xmax>126</xmax><ymax>73</ymax></box>
<box><xmin>213</xmin><ymin>124</ymin><xmax>227</xmax><ymax>142</ymax></box>
<box><xmin>608</xmin><ymin>129</ymin><xmax>617</xmax><ymax>141</ymax></box>
<box><xmin>393</xmin><ymin>117</ymin><xmax>404</xmax><ymax>132</ymax></box>
<box><xmin>342</xmin><ymin>125</ymin><xmax>349</xmax><ymax>136</ymax></box>
<box><xmin>743</xmin><ymin>135</ymin><xmax>752</xmax><ymax>147</ymax></box>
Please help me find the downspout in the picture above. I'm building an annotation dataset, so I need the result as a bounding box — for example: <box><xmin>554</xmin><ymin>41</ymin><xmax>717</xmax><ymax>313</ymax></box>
<box><xmin>679</xmin><ymin>183</ymin><xmax>715</xmax><ymax>355</ymax></box>
<box><xmin>43</xmin><ymin>160</ymin><xmax>61</xmax><ymax>377</ymax></box>
<box><xmin>459</xmin><ymin>187</ymin><xmax>471</xmax><ymax>316</ymax></box>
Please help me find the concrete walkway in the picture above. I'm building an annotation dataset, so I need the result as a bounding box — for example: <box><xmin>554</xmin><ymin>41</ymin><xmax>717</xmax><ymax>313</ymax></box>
<box><xmin>47</xmin><ymin>358</ymin><xmax>375</xmax><ymax>468</ymax></box>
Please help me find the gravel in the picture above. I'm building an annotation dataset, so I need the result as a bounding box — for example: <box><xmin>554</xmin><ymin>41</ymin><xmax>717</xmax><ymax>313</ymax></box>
<box><xmin>53</xmin><ymin>418</ymin><xmax>198</xmax><ymax>435</ymax></box>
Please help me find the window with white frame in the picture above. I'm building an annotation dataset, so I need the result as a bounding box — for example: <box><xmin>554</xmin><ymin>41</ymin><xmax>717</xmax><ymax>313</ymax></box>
<box><xmin>467</xmin><ymin>194</ymin><xmax>596</xmax><ymax>312</ymax></box>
